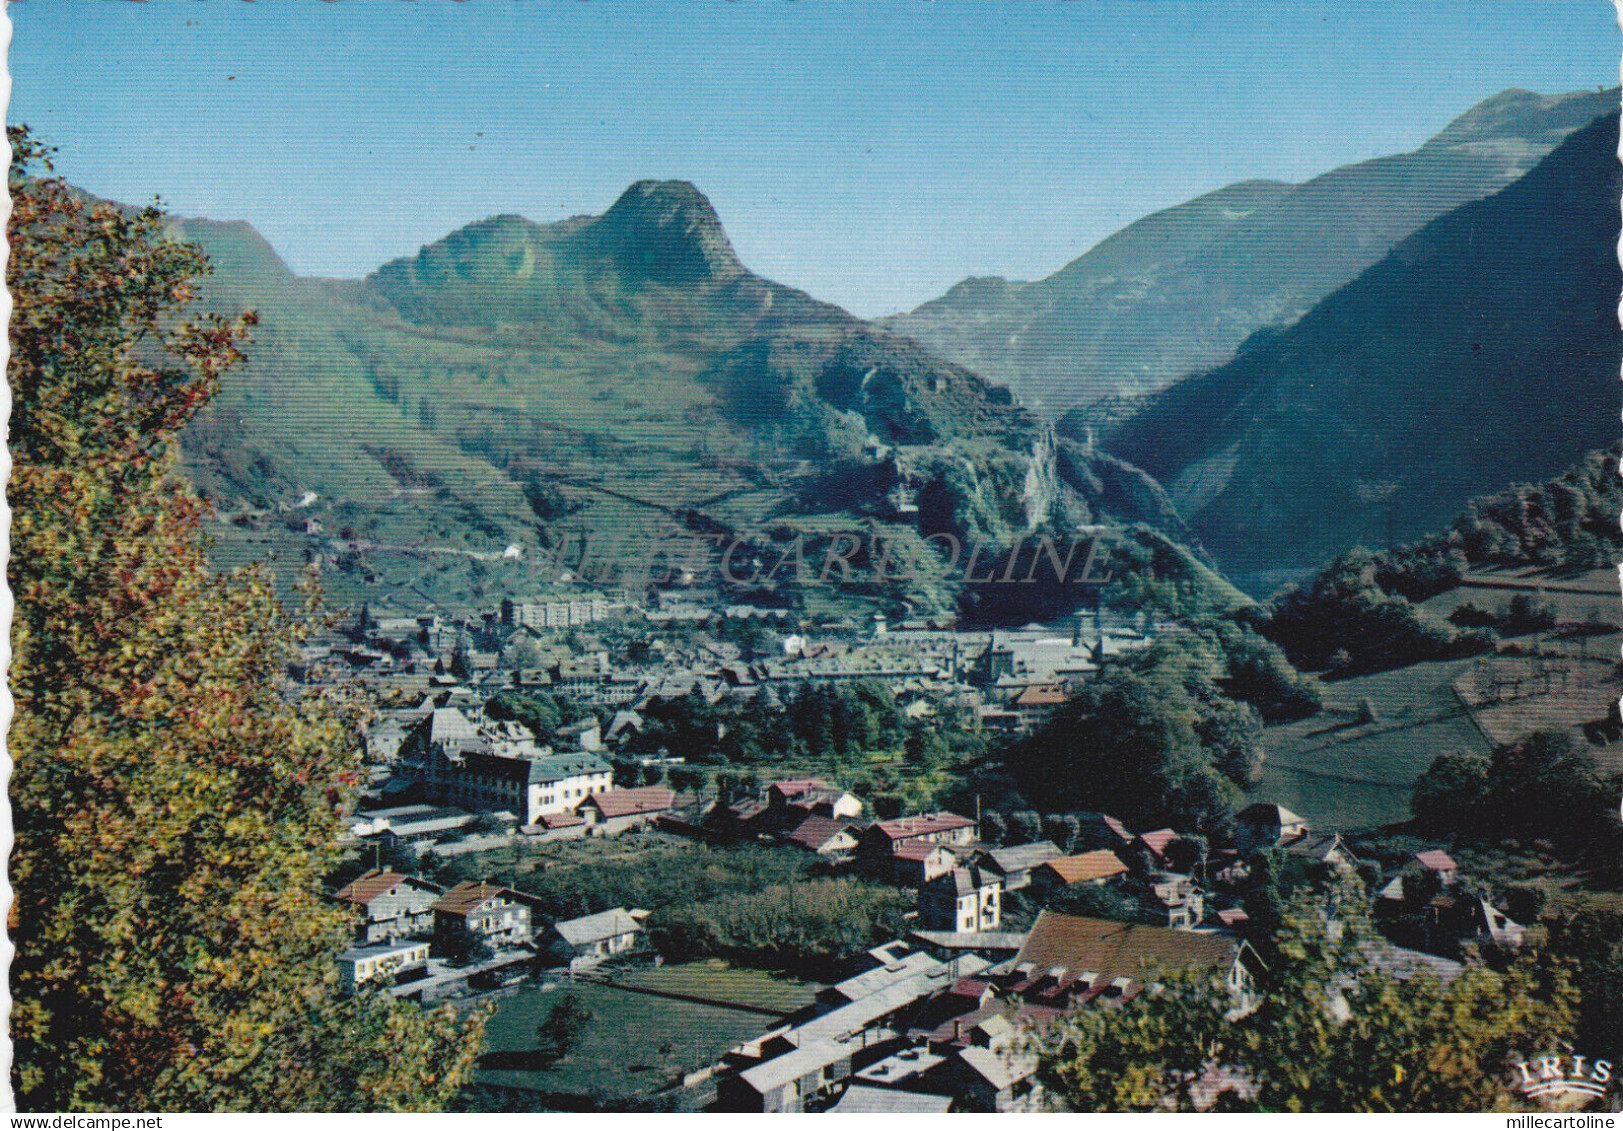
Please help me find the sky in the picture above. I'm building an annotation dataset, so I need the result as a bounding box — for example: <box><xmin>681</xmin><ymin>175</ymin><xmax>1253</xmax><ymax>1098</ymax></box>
<box><xmin>9</xmin><ymin>1</ymin><xmax>1620</xmax><ymax>318</ymax></box>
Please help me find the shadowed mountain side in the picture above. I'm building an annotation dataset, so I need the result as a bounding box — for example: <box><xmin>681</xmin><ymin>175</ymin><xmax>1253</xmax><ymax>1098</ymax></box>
<box><xmin>887</xmin><ymin>87</ymin><xmax>1616</xmax><ymax>416</ymax></box>
<box><xmin>1097</xmin><ymin>110</ymin><xmax>1622</xmax><ymax>590</ymax></box>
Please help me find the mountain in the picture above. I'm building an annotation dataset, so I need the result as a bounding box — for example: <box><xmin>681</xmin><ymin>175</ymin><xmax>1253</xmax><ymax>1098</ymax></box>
<box><xmin>173</xmin><ymin>180</ymin><xmax>1194</xmax><ymax>621</ymax></box>
<box><xmin>885</xmin><ymin>87</ymin><xmax>1616</xmax><ymax>416</ymax></box>
<box><xmin>1092</xmin><ymin>110</ymin><xmax>1621</xmax><ymax>592</ymax></box>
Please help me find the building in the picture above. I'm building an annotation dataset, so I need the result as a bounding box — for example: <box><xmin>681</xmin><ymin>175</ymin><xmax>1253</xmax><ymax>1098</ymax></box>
<box><xmin>716</xmin><ymin>947</ymin><xmax>992</xmax><ymax>1112</ymax></box>
<box><xmin>332</xmin><ymin>869</ymin><xmax>443</xmax><ymax>943</ymax></box>
<box><xmin>858</xmin><ymin>812</ymin><xmax>978</xmax><ymax>878</ymax></box>
<box><xmin>544</xmin><ymin>907</ymin><xmax>647</xmax><ymax>967</ymax></box>
<box><xmin>1148</xmin><ymin>872</ymin><xmax>1206</xmax><ymax>930</ymax></box>
<box><xmin>1415</xmin><ymin>849</ymin><xmax>1459</xmax><ymax>886</ymax></box>
<box><xmin>973</xmin><ymin>841</ymin><xmax>1062</xmax><ymax>892</ymax></box>
<box><xmin>1234</xmin><ymin>802</ymin><xmax>1309</xmax><ymax>854</ymax></box>
<box><xmin>422</xmin><ymin>747</ymin><xmax>613</xmax><ymax>825</ymax></box>
<box><xmin>918</xmin><ymin>866</ymin><xmax>1002</xmax><ymax>933</ymax></box>
<box><xmin>502</xmin><ymin>596</ymin><xmax>612</xmax><ymax>630</ymax></box>
<box><xmin>1008</xmin><ymin>911</ymin><xmax>1264</xmax><ymax>1017</ymax></box>
<box><xmin>429</xmin><ymin>882</ymin><xmax>531</xmax><ymax>948</ymax></box>
<box><xmin>827</xmin><ymin>1084</ymin><xmax>953</xmax><ymax>1114</ymax></box>
<box><xmin>1029</xmin><ymin>850</ymin><xmax>1129</xmax><ymax>894</ymax></box>
<box><xmin>787</xmin><ymin>815</ymin><xmax>863</xmax><ymax>857</ymax></box>
<box><xmin>893</xmin><ymin>841</ymin><xmax>958</xmax><ymax>887</ymax></box>
<box><xmin>577</xmin><ymin>786</ymin><xmax>677</xmax><ymax>834</ymax></box>
<box><xmin>336</xmin><ymin>939</ymin><xmax>431</xmax><ymax>990</ymax></box>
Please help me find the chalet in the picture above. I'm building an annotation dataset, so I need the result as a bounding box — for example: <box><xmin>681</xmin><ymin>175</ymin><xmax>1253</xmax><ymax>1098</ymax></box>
<box><xmin>1029</xmin><ymin>850</ymin><xmax>1129</xmax><ymax>894</ymax></box>
<box><xmin>972</xmin><ymin>841</ymin><xmax>1062</xmax><ymax>892</ymax></box>
<box><xmin>1234</xmin><ymin>802</ymin><xmax>1309</xmax><ymax>854</ymax></box>
<box><xmin>786</xmin><ymin>815</ymin><xmax>862</xmax><ymax>857</ymax></box>
<box><xmin>577</xmin><ymin>786</ymin><xmax>677</xmax><ymax>834</ymax></box>
<box><xmin>543</xmin><ymin>906</ymin><xmax>647</xmax><ymax>967</ymax></box>
<box><xmin>1424</xmin><ymin>894</ymin><xmax>1525</xmax><ymax>955</ymax></box>
<box><xmin>765</xmin><ymin>778</ymin><xmax>863</xmax><ymax>833</ymax></box>
<box><xmin>429</xmin><ymin>881</ymin><xmax>530</xmax><ymax>948</ymax></box>
<box><xmin>1281</xmin><ymin>831</ymin><xmax>1359</xmax><ymax>870</ymax></box>
<box><xmin>332</xmin><ymin>869</ymin><xmax>443</xmax><ymax>943</ymax></box>
<box><xmin>918</xmin><ymin>866</ymin><xmax>1002</xmax><ymax>934</ymax></box>
<box><xmin>1006</xmin><ymin>911</ymin><xmax>1265</xmax><ymax>1017</ymax></box>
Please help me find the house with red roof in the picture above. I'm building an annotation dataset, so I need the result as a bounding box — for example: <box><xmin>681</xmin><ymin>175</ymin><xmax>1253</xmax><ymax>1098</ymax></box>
<box><xmin>786</xmin><ymin>815</ymin><xmax>864</xmax><ymax>857</ymax></box>
<box><xmin>1415</xmin><ymin>849</ymin><xmax>1458</xmax><ymax>886</ymax></box>
<box><xmin>577</xmin><ymin>785</ymin><xmax>678</xmax><ymax>835</ymax></box>
<box><xmin>332</xmin><ymin>869</ymin><xmax>443</xmax><ymax>943</ymax></box>
<box><xmin>858</xmin><ymin>812</ymin><xmax>979</xmax><ymax>882</ymax></box>
<box><xmin>1029</xmin><ymin>850</ymin><xmax>1130</xmax><ymax>895</ymax></box>
<box><xmin>429</xmin><ymin>881</ymin><xmax>531</xmax><ymax>949</ymax></box>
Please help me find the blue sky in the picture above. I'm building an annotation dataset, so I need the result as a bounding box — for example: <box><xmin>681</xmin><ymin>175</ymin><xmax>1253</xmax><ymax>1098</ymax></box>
<box><xmin>10</xmin><ymin>0</ymin><xmax>1619</xmax><ymax>317</ymax></box>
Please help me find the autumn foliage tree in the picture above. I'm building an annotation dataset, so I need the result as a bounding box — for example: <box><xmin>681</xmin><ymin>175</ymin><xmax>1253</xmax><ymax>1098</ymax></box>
<box><xmin>7</xmin><ymin>129</ymin><xmax>485</xmax><ymax>1110</ymax></box>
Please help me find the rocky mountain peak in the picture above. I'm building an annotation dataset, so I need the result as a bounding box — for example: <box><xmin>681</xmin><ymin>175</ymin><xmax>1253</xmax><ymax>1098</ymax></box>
<box><xmin>585</xmin><ymin>179</ymin><xmax>744</xmax><ymax>285</ymax></box>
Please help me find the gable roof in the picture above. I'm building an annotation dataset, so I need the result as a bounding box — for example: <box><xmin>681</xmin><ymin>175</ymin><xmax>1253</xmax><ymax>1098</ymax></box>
<box><xmin>895</xmin><ymin>840</ymin><xmax>953</xmax><ymax>862</ymax></box>
<box><xmin>1415</xmin><ymin>849</ymin><xmax>1457</xmax><ymax>872</ymax></box>
<box><xmin>1136</xmin><ymin>828</ymin><xmax>1178</xmax><ymax>856</ymax></box>
<box><xmin>1013</xmin><ymin>682</ymin><xmax>1068</xmax><ymax>707</ymax></box>
<box><xmin>872</xmin><ymin>812</ymin><xmax>976</xmax><ymax>842</ymax></box>
<box><xmin>583</xmin><ymin>785</ymin><xmax>675</xmax><ymax>819</ymax></box>
<box><xmin>1039</xmin><ymin>850</ymin><xmax>1129</xmax><ymax>885</ymax></box>
<box><xmin>788</xmin><ymin>814</ymin><xmax>859</xmax><ymax>851</ymax></box>
<box><xmin>1236</xmin><ymin>802</ymin><xmax>1304</xmax><ymax>828</ymax></box>
<box><xmin>552</xmin><ymin>906</ymin><xmax>643</xmax><ymax>946</ymax></box>
<box><xmin>333</xmin><ymin>869</ymin><xmax>441</xmax><ymax>906</ymax></box>
<box><xmin>982</xmin><ymin>841</ymin><xmax>1062</xmax><ymax>874</ymax></box>
<box><xmin>923</xmin><ymin>866</ymin><xmax>999</xmax><ymax>897</ymax></box>
<box><xmin>1012</xmin><ymin>911</ymin><xmax>1244</xmax><ymax>987</ymax></box>
<box><xmin>430</xmin><ymin>881</ymin><xmax>515</xmax><ymax>917</ymax></box>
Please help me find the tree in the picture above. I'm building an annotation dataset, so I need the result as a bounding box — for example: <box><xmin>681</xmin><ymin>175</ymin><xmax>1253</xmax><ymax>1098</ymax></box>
<box><xmin>6</xmin><ymin>131</ymin><xmax>484</xmax><ymax>1111</ymax></box>
<box><xmin>1411</xmin><ymin>752</ymin><xmax>1490</xmax><ymax>833</ymax></box>
<box><xmin>1039</xmin><ymin>883</ymin><xmax>1579</xmax><ymax>1112</ymax></box>
<box><xmin>533</xmin><ymin>993</ymin><xmax>595</xmax><ymax>1066</ymax></box>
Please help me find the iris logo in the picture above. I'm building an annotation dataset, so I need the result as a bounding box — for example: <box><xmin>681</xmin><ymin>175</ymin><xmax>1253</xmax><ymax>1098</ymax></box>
<box><xmin>1512</xmin><ymin>1055</ymin><xmax>1612</xmax><ymax>1102</ymax></box>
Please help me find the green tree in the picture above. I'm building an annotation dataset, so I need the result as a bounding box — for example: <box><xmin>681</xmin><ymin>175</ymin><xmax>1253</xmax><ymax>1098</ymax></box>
<box><xmin>533</xmin><ymin>993</ymin><xmax>595</xmax><ymax>1066</ymax></box>
<box><xmin>6</xmin><ymin>131</ymin><xmax>484</xmax><ymax>1111</ymax></box>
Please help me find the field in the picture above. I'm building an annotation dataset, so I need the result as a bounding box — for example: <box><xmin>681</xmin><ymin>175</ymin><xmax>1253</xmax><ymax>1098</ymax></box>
<box><xmin>474</xmin><ymin>979</ymin><xmax>776</xmax><ymax>1104</ymax></box>
<box><xmin>614</xmin><ymin>959</ymin><xmax>820</xmax><ymax>1015</ymax></box>
<box><xmin>1255</xmin><ymin>656</ymin><xmax>1494</xmax><ymax>831</ymax></box>
<box><xmin>1255</xmin><ymin>567</ymin><xmax>1623</xmax><ymax>831</ymax></box>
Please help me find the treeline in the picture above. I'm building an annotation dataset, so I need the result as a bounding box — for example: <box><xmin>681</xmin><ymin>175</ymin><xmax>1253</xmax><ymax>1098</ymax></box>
<box><xmin>1412</xmin><ymin>729</ymin><xmax>1621</xmax><ymax>848</ymax></box>
<box><xmin>512</xmin><ymin>844</ymin><xmax>816</xmax><ymax>922</ymax></box>
<box><xmin>628</xmin><ymin>680</ymin><xmax>914</xmax><ymax>765</ymax></box>
<box><xmin>646</xmin><ymin>878</ymin><xmax>912</xmax><ymax>979</ymax></box>
<box><xmin>1252</xmin><ymin>450</ymin><xmax>1621</xmax><ymax>676</ymax></box>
